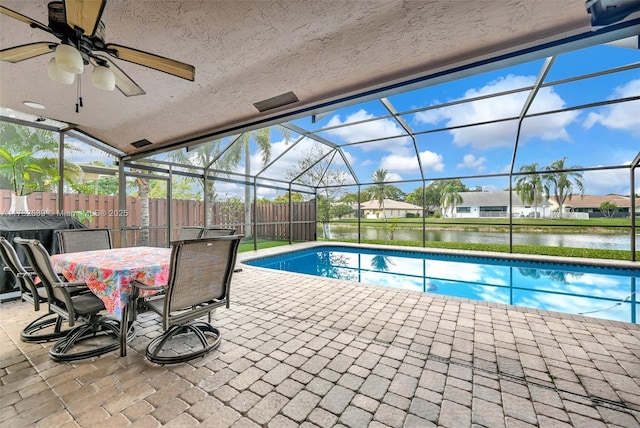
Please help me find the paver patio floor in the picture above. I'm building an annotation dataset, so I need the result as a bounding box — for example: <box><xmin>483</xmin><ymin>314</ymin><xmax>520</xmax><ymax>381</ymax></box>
<box><xmin>1</xmin><ymin>243</ymin><xmax>639</xmax><ymax>427</ymax></box>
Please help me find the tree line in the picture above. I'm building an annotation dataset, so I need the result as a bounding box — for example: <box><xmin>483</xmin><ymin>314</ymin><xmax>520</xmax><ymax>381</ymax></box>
<box><xmin>332</xmin><ymin>159</ymin><xmax>586</xmax><ymax>219</ymax></box>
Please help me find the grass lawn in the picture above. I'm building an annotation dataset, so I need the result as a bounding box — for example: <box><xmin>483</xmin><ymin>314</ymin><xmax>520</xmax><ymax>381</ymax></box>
<box><xmin>238</xmin><ymin>239</ymin><xmax>295</xmax><ymax>253</ymax></box>
<box><xmin>331</xmin><ymin>217</ymin><xmax>633</xmax><ymax>232</ymax></box>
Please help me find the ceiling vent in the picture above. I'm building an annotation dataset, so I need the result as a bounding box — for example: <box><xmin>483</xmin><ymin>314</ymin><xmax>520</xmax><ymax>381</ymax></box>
<box><xmin>131</xmin><ymin>139</ymin><xmax>152</xmax><ymax>148</ymax></box>
<box><xmin>253</xmin><ymin>91</ymin><xmax>299</xmax><ymax>112</ymax></box>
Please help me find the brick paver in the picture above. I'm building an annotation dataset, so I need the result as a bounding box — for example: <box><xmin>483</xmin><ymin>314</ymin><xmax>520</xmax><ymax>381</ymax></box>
<box><xmin>1</xmin><ymin>242</ymin><xmax>639</xmax><ymax>427</ymax></box>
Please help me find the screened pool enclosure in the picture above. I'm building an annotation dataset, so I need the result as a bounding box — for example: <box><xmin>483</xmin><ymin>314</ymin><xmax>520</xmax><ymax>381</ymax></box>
<box><xmin>1</xmin><ymin>33</ymin><xmax>638</xmax><ymax>261</ymax></box>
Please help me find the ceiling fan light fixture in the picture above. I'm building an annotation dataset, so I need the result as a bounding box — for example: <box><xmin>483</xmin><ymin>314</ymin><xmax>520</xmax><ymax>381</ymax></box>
<box><xmin>55</xmin><ymin>43</ymin><xmax>84</xmax><ymax>74</ymax></box>
<box><xmin>92</xmin><ymin>65</ymin><xmax>116</xmax><ymax>91</ymax></box>
<box><xmin>47</xmin><ymin>57</ymin><xmax>75</xmax><ymax>84</ymax></box>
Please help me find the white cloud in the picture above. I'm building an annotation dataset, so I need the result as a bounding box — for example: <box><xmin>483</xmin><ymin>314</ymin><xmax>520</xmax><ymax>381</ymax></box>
<box><xmin>419</xmin><ymin>150</ymin><xmax>445</xmax><ymax>172</ymax></box>
<box><xmin>256</xmin><ymin>186</ymin><xmax>278</xmax><ymax>199</ymax></box>
<box><xmin>380</xmin><ymin>154</ymin><xmax>417</xmax><ymax>172</ymax></box>
<box><xmin>215</xmin><ymin>181</ymin><xmax>243</xmax><ymax>198</ymax></box>
<box><xmin>583</xmin><ymin>79</ymin><xmax>640</xmax><ymax>135</ymax></box>
<box><xmin>481</xmin><ymin>184</ymin><xmax>501</xmax><ymax>192</ymax></box>
<box><xmin>65</xmin><ymin>140</ymin><xmax>115</xmax><ymax>164</ymax></box>
<box><xmin>246</xmin><ymin>138</ymin><xmax>312</xmax><ymax>179</ymax></box>
<box><xmin>387</xmin><ymin>172</ymin><xmax>403</xmax><ymax>181</ymax></box>
<box><xmin>414</xmin><ymin>74</ymin><xmax>578</xmax><ymax>149</ymax></box>
<box><xmin>380</xmin><ymin>149</ymin><xmax>444</xmax><ymax>174</ymax></box>
<box><xmin>250</xmin><ymin>139</ymin><xmax>290</xmax><ymax>173</ymax></box>
<box><xmin>457</xmin><ymin>154</ymin><xmax>486</xmax><ymax>171</ymax></box>
<box><xmin>325</xmin><ymin>109</ymin><xmax>411</xmax><ymax>151</ymax></box>
<box><xmin>413</xmin><ymin>107</ymin><xmax>442</xmax><ymax>125</ymax></box>
<box><xmin>340</xmin><ymin>150</ymin><xmax>356</xmax><ymax>168</ymax></box>
<box><xmin>583</xmin><ymin>167</ymin><xmax>631</xmax><ymax>195</ymax></box>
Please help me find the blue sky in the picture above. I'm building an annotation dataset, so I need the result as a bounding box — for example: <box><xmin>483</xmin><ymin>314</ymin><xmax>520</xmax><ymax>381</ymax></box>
<box><xmin>71</xmin><ymin>38</ymin><xmax>639</xmax><ymax>201</ymax></box>
<box><xmin>256</xmin><ymin>40</ymin><xmax>639</xmax><ymax>199</ymax></box>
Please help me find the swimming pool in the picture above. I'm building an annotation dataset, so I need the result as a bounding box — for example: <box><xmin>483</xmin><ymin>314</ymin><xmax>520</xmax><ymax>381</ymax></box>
<box><xmin>246</xmin><ymin>245</ymin><xmax>640</xmax><ymax>324</ymax></box>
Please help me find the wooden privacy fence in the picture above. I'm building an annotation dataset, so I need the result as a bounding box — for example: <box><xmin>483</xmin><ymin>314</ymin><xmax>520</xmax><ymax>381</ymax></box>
<box><xmin>1</xmin><ymin>190</ymin><xmax>316</xmax><ymax>242</ymax></box>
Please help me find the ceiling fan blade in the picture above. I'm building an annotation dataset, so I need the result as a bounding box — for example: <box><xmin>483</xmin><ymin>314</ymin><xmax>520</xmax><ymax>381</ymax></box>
<box><xmin>91</xmin><ymin>55</ymin><xmax>146</xmax><ymax>97</ymax></box>
<box><xmin>63</xmin><ymin>0</ymin><xmax>106</xmax><ymax>37</ymax></box>
<box><xmin>105</xmin><ymin>43</ymin><xmax>195</xmax><ymax>81</ymax></box>
<box><xmin>0</xmin><ymin>5</ymin><xmax>52</xmax><ymax>34</ymax></box>
<box><xmin>0</xmin><ymin>42</ymin><xmax>55</xmax><ymax>63</ymax></box>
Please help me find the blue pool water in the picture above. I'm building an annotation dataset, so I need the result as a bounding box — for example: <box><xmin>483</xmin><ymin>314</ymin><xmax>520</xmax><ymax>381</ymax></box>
<box><xmin>246</xmin><ymin>246</ymin><xmax>640</xmax><ymax>324</ymax></box>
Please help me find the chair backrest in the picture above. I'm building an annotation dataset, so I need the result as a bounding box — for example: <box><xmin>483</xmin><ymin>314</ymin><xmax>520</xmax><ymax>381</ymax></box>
<box><xmin>177</xmin><ymin>227</ymin><xmax>204</xmax><ymax>240</ymax></box>
<box><xmin>0</xmin><ymin>236</ymin><xmax>38</xmax><ymax>302</ymax></box>
<box><xmin>163</xmin><ymin>235</ymin><xmax>242</xmax><ymax>327</ymax></box>
<box><xmin>55</xmin><ymin>228</ymin><xmax>113</xmax><ymax>253</ymax></box>
<box><xmin>13</xmin><ymin>238</ymin><xmax>68</xmax><ymax>309</ymax></box>
<box><xmin>200</xmin><ymin>228</ymin><xmax>236</xmax><ymax>238</ymax></box>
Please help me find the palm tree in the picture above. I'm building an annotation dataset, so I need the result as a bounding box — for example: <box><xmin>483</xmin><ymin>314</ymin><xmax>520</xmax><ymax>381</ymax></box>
<box><xmin>168</xmin><ymin>140</ymin><xmax>227</xmax><ymax>226</ymax></box>
<box><xmin>599</xmin><ymin>201</ymin><xmax>619</xmax><ymax>218</ymax></box>
<box><xmin>371</xmin><ymin>169</ymin><xmax>391</xmax><ymax>221</ymax></box>
<box><xmin>440</xmin><ymin>183</ymin><xmax>463</xmax><ymax>218</ymax></box>
<box><xmin>134</xmin><ymin>173</ymin><xmax>151</xmax><ymax>245</ymax></box>
<box><xmin>223</xmin><ymin>129</ymin><xmax>272</xmax><ymax>237</ymax></box>
<box><xmin>515</xmin><ymin>162</ymin><xmax>543</xmax><ymax>218</ymax></box>
<box><xmin>543</xmin><ymin>157</ymin><xmax>584</xmax><ymax>219</ymax></box>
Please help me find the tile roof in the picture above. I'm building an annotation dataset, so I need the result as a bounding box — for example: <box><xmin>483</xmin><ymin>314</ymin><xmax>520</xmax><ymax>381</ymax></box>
<box><xmin>359</xmin><ymin>199</ymin><xmax>423</xmax><ymax>210</ymax></box>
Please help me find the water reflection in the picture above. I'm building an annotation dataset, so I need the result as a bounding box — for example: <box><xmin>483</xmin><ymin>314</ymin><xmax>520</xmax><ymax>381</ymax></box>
<box><xmin>314</xmin><ymin>251</ymin><xmax>358</xmax><ymax>282</ymax></box>
<box><xmin>370</xmin><ymin>255</ymin><xmax>393</xmax><ymax>272</ymax></box>
<box><xmin>249</xmin><ymin>247</ymin><xmax>639</xmax><ymax>324</ymax></box>
<box><xmin>518</xmin><ymin>267</ymin><xmax>580</xmax><ymax>284</ymax></box>
<box><xmin>329</xmin><ymin>226</ymin><xmax>635</xmax><ymax>251</ymax></box>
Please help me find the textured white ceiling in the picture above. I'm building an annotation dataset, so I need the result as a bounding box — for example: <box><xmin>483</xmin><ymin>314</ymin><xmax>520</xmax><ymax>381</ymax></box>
<box><xmin>0</xmin><ymin>1</ymin><xmax>598</xmax><ymax>156</ymax></box>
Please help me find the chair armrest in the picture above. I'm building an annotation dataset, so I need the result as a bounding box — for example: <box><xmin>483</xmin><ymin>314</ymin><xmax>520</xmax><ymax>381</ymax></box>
<box><xmin>131</xmin><ymin>281</ymin><xmax>165</xmax><ymax>292</ymax></box>
<box><xmin>57</xmin><ymin>273</ymin><xmax>72</xmax><ymax>281</ymax></box>
<box><xmin>6</xmin><ymin>266</ymin><xmax>36</xmax><ymax>274</ymax></box>
<box><xmin>53</xmin><ymin>281</ymin><xmax>88</xmax><ymax>289</ymax></box>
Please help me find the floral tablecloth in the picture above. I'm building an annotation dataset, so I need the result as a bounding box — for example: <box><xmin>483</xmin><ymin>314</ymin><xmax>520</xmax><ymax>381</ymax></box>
<box><xmin>52</xmin><ymin>246</ymin><xmax>171</xmax><ymax>318</ymax></box>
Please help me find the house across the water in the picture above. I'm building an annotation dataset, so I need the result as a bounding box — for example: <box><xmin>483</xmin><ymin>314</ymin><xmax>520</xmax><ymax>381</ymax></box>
<box><xmin>549</xmin><ymin>194</ymin><xmax>639</xmax><ymax>218</ymax></box>
<box><xmin>359</xmin><ymin>199</ymin><xmax>423</xmax><ymax>219</ymax></box>
<box><xmin>454</xmin><ymin>191</ymin><xmax>549</xmax><ymax>218</ymax></box>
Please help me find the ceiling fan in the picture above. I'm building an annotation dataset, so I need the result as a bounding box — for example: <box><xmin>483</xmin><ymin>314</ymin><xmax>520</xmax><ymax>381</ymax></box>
<box><xmin>0</xmin><ymin>0</ymin><xmax>195</xmax><ymax>97</ymax></box>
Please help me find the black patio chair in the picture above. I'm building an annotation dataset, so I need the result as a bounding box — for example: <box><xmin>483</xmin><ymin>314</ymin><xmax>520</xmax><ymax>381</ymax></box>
<box><xmin>55</xmin><ymin>228</ymin><xmax>113</xmax><ymax>253</ymax></box>
<box><xmin>200</xmin><ymin>228</ymin><xmax>236</xmax><ymax>238</ymax></box>
<box><xmin>177</xmin><ymin>226</ymin><xmax>204</xmax><ymax>240</ymax></box>
<box><xmin>133</xmin><ymin>235</ymin><xmax>242</xmax><ymax>364</ymax></box>
<box><xmin>199</xmin><ymin>228</ymin><xmax>242</xmax><ymax>272</ymax></box>
<box><xmin>0</xmin><ymin>236</ymin><xmax>70</xmax><ymax>342</ymax></box>
<box><xmin>14</xmin><ymin>237</ymin><xmax>124</xmax><ymax>362</ymax></box>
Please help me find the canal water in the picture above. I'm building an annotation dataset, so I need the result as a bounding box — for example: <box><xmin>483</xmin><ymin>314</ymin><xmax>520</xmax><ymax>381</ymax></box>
<box><xmin>327</xmin><ymin>226</ymin><xmax>636</xmax><ymax>251</ymax></box>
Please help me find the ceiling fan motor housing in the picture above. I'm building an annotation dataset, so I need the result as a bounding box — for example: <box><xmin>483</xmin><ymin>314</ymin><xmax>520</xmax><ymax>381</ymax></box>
<box><xmin>48</xmin><ymin>1</ymin><xmax>106</xmax><ymax>54</ymax></box>
<box><xmin>47</xmin><ymin>2</ymin><xmax>67</xmax><ymax>35</ymax></box>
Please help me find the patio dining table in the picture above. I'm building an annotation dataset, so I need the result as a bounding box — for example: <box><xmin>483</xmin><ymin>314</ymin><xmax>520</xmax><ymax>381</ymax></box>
<box><xmin>51</xmin><ymin>246</ymin><xmax>172</xmax><ymax>356</ymax></box>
